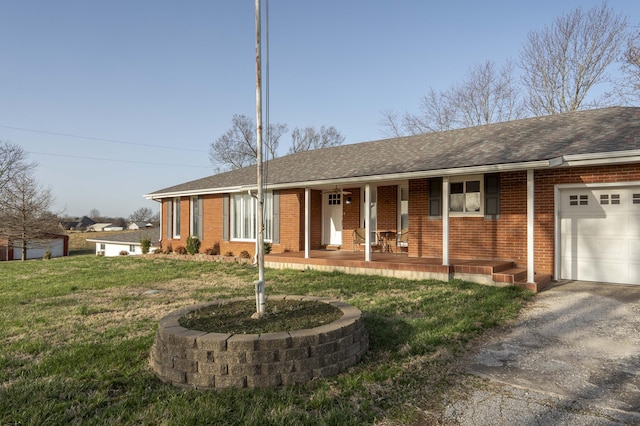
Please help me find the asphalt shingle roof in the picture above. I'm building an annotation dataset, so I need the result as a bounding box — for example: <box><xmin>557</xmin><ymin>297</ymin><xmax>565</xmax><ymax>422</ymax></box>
<box><xmin>147</xmin><ymin>107</ymin><xmax>640</xmax><ymax>197</ymax></box>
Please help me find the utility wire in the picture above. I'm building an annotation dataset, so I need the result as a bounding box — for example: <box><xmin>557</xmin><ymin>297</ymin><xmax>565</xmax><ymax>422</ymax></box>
<box><xmin>26</xmin><ymin>150</ymin><xmax>211</xmax><ymax>169</ymax></box>
<box><xmin>0</xmin><ymin>124</ymin><xmax>208</xmax><ymax>153</ymax></box>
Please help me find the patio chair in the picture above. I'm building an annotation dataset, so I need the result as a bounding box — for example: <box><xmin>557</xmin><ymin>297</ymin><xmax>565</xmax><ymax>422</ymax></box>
<box><xmin>353</xmin><ymin>228</ymin><xmax>379</xmax><ymax>252</ymax></box>
<box><xmin>396</xmin><ymin>229</ymin><xmax>409</xmax><ymax>253</ymax></box>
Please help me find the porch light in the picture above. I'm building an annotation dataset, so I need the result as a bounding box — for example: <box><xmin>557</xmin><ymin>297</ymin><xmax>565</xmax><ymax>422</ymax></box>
<box><xmin>346</xmin><ymin>196</ymin><xmax>352</xmax><ymax>205</ymax></box>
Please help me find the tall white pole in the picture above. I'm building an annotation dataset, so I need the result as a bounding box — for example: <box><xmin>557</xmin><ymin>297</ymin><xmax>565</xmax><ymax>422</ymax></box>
<box><xmin>253</xmin><ymin>0</ymin><xmax>266</xmax><ymax>318</ymax></box>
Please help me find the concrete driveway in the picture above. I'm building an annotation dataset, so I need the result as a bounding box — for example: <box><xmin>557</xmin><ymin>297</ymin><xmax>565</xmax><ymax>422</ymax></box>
<box><xmin>444</xmin><ymin>281</ymin><xmax>640</xmax><ymax>425</ymax></box>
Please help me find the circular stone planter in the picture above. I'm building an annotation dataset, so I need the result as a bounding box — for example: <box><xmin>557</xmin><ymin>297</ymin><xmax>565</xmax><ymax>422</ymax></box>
<box><xmin>150</xmin><ymin>295</ymin><xmax>368</xmax><ymax>389</ymax></box>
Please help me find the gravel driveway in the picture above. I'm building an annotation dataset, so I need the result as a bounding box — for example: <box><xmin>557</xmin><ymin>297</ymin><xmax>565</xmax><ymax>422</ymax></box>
<box><xmin>443</xmin><ymin>281</ymin><xmax>640</xmax><ymax>425</ymax></box>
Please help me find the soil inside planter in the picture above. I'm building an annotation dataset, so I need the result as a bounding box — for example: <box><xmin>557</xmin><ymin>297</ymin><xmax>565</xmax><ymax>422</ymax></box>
<box><xmin>178</xmin><ymin>299</ymin><xmax>343</xmax><ymax>334</ymax></box>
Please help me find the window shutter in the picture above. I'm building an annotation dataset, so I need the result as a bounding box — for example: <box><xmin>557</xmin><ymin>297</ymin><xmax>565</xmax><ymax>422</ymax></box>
<box><xmin>484</xmin><ymin>173</ymin><xmax>500</xmax><ymax>219</ymax></box>
<box><xmin>272</xmin><ymin>191</ymin><xmax>280</xmax><ymax>244</ymax></box>
<box><xmin>222</xmin><ymin>194</ymin><xmax>229</xmax><ymax>241</ymax></box>
<box><xmin>197</xmin><ymin>196</ymin><xmax>204</xmax><ymax>239</ymax></box>
<box><xmin>429</xmin><ymin>178</ymin><xmax>442</xmax><ymax>218</ymax></box>
<box><xmin>166</xmin><ymin>199</ymin><xmax>173</xmax><ymax>238</ymax></box>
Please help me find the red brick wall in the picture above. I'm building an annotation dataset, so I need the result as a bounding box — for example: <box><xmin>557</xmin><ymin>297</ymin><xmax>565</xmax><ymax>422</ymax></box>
<box><xmin>342</xmin><ymin>188</ymin><xmax>361</xmax><ymax>250</ymax></box>
<box><xmin>407</xmin><ymin>164</ymin><xmax>640</xmax><ymax>277</ymax></box>
<box><xmin>377</xmin><ymin>185</ymin><xmax>398</xmax><ymax>232</ymax></box>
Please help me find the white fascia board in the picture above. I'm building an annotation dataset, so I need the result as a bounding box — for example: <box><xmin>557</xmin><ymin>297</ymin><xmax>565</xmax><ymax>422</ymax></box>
<box><xmin>550</xmin><ymin>149</ymin><xmax>640</xmax><ymax>168</ymax></box>
<box><xmin>143</xmin><ymin>185</ymin><xmax>246</xmax><ymax>200</ymax></box>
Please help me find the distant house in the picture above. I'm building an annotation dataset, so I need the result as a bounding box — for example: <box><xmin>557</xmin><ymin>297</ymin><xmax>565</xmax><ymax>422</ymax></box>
<box><xmin>128</xmin><ymin>222</ymin><xmax>153</xmax><ymax>230</ymax></box>
<box><xmin>60</xmin><ymin>216</ymin><xmax>96</xmax><ymax>231</ymax></box>
<box><xmin>86</xmin><ymin>229</ymin><xmax>160</xmax><ymax>257</ymax></box>
<box><xmin>0</xmin><ymin>234</ymin><xmax>69</xmax><ymax>261</ymax></box>
<box><xmin>103</xmin><ymin>224</ymin><xmax>124</xmax><ymax>231</ymax></box>
<box><xmin>86</xmin><ymin>223</ymin><xmax>113</xmax><ymax>232</ymax></box>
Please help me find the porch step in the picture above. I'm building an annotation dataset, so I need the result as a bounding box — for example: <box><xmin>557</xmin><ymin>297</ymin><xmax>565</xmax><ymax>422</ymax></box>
<box><xmin>323</xmin><ymin>245</ymin><xmax>341</xmax><ymax>251</ymax></box>
<box><xmin>493</xmin><ymin>267</ymin><xmax>527</xmax><ymax>284</ymax></box>
<box><xmin>515</xmin><ymin>274</ymin><xmax>553</xmax><ymax>292</ymax></box>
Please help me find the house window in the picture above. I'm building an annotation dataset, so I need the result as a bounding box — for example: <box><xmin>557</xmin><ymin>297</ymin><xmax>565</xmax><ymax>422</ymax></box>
<box><xmin>190</xmin><ymin>196</ymin><xmax>203</xmax><ymax>239</ymax></box>
<box><xmin>328</xmin><ymin>193</ymin><xmax>341</xmax><ymax>205</ymax></box>
<box><xmin>633</xmin><ymin>194</ymin><xmax>640</xmax><ymax>204</ymax></box>
<box><xmin>129</xmin><ymin>245</ymin><xmax>136</xmax><ymax>252</ymax></box>
<box><xmin>172</xmin><ymin>197</ymin><xmax>181</xmax><ymax>238</ymax></box>
<box><xmin>231</xmin><ymin>192</ymin><xmax>273</xmax><ymax>241</ymax></box>
<box><xmin>450</xmin><ymin>176</ymin><xmax>483</xmax><ymax>215</ymax></box>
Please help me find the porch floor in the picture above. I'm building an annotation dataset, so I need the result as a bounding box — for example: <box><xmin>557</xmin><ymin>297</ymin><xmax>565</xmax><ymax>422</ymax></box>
<box><xmin>265</xmin><ymin>250</ymin><xmax>551</xmax><ymax>292</ymax></box>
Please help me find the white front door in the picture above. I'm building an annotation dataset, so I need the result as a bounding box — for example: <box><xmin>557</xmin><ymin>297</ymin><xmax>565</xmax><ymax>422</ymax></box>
<box><xmin>323</xmin><ymin>193</ymin><xmax>343</xmax><ymax>245</ymax></box>
<box><xmin>558</xmin><ymin>185</ymin><xmax>640</xmax><ymax>285</ymax></box>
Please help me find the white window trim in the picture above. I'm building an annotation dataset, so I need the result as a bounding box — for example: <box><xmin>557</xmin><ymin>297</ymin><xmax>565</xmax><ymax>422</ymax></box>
<box><xmin>449</xmin><ymin>174</ymin><xmax>484</xmax><ymax>217</ymax></box>
<box><xmin>230</xmin><ymin>192</ymin><xmax>273</xmax><ymax>242</ymax></box>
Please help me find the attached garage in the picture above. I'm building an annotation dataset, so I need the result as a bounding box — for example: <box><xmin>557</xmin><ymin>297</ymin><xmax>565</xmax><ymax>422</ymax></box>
<box><xmin>557</xmin><ymin>183</ymin><xmax>640</xmax><ymax>285</ymax></box>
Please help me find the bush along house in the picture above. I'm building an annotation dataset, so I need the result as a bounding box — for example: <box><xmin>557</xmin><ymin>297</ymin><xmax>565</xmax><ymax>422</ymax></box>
<box><xmin>145</xmin><ymin>107</ymin><xmax>640</xmax><ymax>291</ymax></box>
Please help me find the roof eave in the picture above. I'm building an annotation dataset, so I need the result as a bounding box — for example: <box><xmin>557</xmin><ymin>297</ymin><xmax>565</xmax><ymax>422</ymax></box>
<box><xmin>144</xmin><ymin>150</ymin><xmax>640</xmax><ymax>199</ymax></box>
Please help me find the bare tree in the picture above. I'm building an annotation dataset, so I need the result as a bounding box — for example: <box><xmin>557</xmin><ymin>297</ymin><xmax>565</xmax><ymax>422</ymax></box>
<box><xmin>0</xmin><ymin>140</ymin><xmax>35</xmax><ymax>193</ymax></box>
<box><xmin>209</xmin><ymin>114</ymin><xmax>287</xmax><ymax>170</ymax></box>
<box><xmin>288</xmin><ymin>126</ymin><xmax>345</xmax><ymax>154</ymax></box>
<box><xmin>129</xmin><ymin>207</ymin><xmax>155</xmax><ymax>222</ymax></box>
<box><xmin>451</xmin><ymin>60</ymin><xmax>525</xmax><ymax>127</ymax></box>
<box><xmin>615</xmin><ymin>29</ymin><xmax>640</xmax><ymax>103</ymax></box>
<box><xmin>0</xmin><ymin>172</ymin><xmax>57</xmax><ymax>261</ymax></box>
<box><xmin>88</xmin><ymin>208</ymin><xmax>101</xmax><ymax>220</ymax></box>
<box><xmin>519</xmin><ymin>2</ymin><xmax>628</xmax><ymax>115</ymax></box>
<box><xmin>380</xmin><ymin>60</ymin><xmax>523</xmax><ymax>137</ymax></box>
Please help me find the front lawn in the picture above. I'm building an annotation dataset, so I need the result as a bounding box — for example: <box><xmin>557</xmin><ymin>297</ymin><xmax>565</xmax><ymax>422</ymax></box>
<box><xmin>0</xmin><ymin>255</ymin><xmax>532</xmax><ymax>425</ymax></box>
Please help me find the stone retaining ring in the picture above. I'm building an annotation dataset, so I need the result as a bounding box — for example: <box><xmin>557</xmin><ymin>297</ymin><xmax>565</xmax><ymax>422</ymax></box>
<box><xmin>149</xmin><ymin>295</ymin><xmax>369</xmax><ymax>389</ymax></box>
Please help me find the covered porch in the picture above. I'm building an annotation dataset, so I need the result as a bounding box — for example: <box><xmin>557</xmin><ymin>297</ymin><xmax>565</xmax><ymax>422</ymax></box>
<box><xmin>265</xmin><ymin>250</ymin><xmax>551</xmax><ymax>291</ymax></box>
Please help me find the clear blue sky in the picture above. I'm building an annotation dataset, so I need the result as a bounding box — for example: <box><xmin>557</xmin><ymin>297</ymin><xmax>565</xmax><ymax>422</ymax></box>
<box><xmin>1</xmin><ymin>0</ymin><xmax>638</xmax><ymax>218</ymax></box>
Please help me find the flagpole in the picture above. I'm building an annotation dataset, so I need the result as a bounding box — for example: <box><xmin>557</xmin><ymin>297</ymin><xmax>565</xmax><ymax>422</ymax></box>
<box><xmin>253</xmin><ymin>0</ymin><xmax>266</xmax><ymax>318</ymax></box>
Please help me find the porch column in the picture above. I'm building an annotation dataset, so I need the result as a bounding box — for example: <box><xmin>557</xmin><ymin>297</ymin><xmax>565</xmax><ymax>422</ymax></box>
<box><xmin>527</xmin><ymin>169</ymin><xmax>535</xmax><ymax>283</ymax></box>
<box><xmin>364</xmin><ymin>183</ymin><xmax>372</xmax><ymax>262</ymax></box>
<box><xmin>442</xmin><ymin>176</ymin><xmax>450</xmax><ymax>266</ymax></box>
<box><xmin>304</xmin><ymin>187</ymin><xmax>310</xmax><ymax>259</ymax></box>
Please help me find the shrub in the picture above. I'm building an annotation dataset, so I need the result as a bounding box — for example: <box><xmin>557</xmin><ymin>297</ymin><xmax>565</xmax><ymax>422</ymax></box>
<box><xmin>223</xmin><ymin>251</ymin><xmax>234</xmax><ymax>257</ymax></box>
<box><xmin>239</xmin><ymin>250</ymin><xmax>251</xmax><ymax>259</ymax></box>
<box><xmin>163</xmin><ymin>244</ymin><xmax>173</xmax><ymax>254</ymax></box>
<box><xmin>140</xmin><ymin>238</ymin><xmax>151</xmax><ymax>254</ymax></box>
<box><xmin>175</xmin><ymin>246</ymin><xmax>187</xmax><ymax>255</ymax></box>
<box><xmin>204</xmin><ymin>247</ymin><xmax>218</xmax><ymax>255</ymax></box>
<box><xmin>119</xmin><ymin>250</ymin><xmax>129</xmax><ymax>256</ymax></box>
<box><xmin>186</xmin><ymin>236</ymin><xmax>201</xmax><ymax>255</ymax></box>
<box><xmin>43</xmin><ymin>250</ymin><xmax>52</xmax><ymax>260</ymax></box>
<box><xmin>264</xmin><ymin>242</ymin><xmax>272</xmax><ymax>254</ymax></box>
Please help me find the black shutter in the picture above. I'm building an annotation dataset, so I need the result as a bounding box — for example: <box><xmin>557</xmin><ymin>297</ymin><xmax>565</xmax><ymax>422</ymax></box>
<box><xmin>272</xmin><ymin>191</ymin><xmax>280</xmax><ymax>244</ymax></box>
<box><xmin>429</xmin><ymin>178</ymin><xmax>442</xmax><ymax>218</ymax></box>
<box><xmin>222</xmin><ymin>194</ymin><xmax>229</xmax><ymax>241</ymax></box>
<box><xmin>484</xmin><ymin>173</ymin><xmax>500</xmax><ymax>219</ymax></box>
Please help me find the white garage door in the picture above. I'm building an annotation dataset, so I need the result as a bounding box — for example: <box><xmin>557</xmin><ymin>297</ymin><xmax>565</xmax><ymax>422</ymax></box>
<box><xmin>558</xmin><ymin>186</ymin><xmax>640</xmax><ymax>285</ymax></box>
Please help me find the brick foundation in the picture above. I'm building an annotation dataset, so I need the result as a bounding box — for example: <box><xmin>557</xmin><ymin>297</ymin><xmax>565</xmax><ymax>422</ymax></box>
<box><xmin>150</xmin><ymin>296</ymin><xmax>368</xmax><ymax>389</ymax></box>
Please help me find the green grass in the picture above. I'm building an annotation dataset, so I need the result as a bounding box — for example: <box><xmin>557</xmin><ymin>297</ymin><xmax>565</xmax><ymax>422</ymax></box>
<box><xmin>0</xmin><ymin>255</ymin><xmax>533</xmax><ymax>425</ymax></box>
